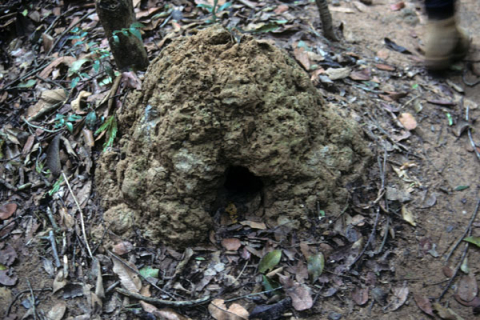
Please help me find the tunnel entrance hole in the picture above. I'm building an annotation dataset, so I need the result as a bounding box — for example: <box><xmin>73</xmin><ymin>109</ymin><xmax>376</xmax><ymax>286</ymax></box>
<box><xmin>223</xmin><ymin>166</ymin><xmax>264</xmax><ymax>197</ymax></box>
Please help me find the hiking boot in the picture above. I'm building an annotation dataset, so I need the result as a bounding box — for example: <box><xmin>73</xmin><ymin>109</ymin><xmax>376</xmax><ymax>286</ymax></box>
<box><xmin>424</xmin><ymin>17</ymin><xmax>471</xmax><ymax>71</ymax></box>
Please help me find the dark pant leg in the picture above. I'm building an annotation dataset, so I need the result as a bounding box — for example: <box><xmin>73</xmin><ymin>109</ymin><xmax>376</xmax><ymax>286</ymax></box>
<box><xmin>425</xmin><ymin>0</ymin><xmax>457</xmax><ymax>19</ymax></box>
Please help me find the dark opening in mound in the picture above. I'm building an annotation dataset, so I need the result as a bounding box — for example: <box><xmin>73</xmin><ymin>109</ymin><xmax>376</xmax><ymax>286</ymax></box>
<box><xmin>224</xmin><ymin>166</ymin><xmax>264</xmax><ymax>196</ymax></box>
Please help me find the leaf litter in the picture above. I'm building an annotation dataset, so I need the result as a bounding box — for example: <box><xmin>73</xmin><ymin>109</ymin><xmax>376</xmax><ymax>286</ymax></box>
<box><xmin>1</xmin><ymin>0</ymin><xmax>480</xmax><ymax>319</ymax></box>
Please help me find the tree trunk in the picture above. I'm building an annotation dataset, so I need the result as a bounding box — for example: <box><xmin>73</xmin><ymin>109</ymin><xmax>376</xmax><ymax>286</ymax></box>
<box><xmin>95</xmin><ymin>0</ymin><xmax>149</xmax><ymax>71</ymax></box>
<box><xmin>315</xmin><ymin>0</ymin><xmax>339</xmax><ymax>41</ymax></box>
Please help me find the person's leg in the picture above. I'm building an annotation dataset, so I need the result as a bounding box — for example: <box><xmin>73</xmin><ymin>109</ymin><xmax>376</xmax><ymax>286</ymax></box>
<box><xmin>424</xmin><ymin>0</ymin><xmax>470</xmax><ymax>70</ymax></box>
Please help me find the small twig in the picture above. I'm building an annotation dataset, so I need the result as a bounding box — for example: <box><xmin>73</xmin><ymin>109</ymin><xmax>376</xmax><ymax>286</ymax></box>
<box><xmin>2</xmin><ymin>61</ymin><xmax>50</xmax><ymax>90</ymax></box>
<box><xmin>0</xmin><ymin>154</ymin><xmax>22</xmax><ymax>162</ymax></box>
<box><xmin>47</xmin><ymin>230</ymin><xmax>62</xmax><ymax>268</ymax></box>
<box><xmin>224</xmin><ymin>286</ymin><xmax>284</xmax><ymax>302</ymax></box>
<box><xmin>46</xmin><ymin>207</ymin><xmax>59</xmax><ymax>231</ymax></box>
<box><xmin>400</xmin><ymin>94</ymin><xmax>421</xmax><ymax>109</ymax></box>
<box><xmin>444</xmin><ymin>200</ymin><xmax>480</xmax><ymax>263</ymax></box>
<box><xmin>62</xmin><ymin>171</ymin><xmax>93</xmax><ymax>259</ymax></box>
<box><xmin>115</xmin><ymin>287</ymin><xmax>210</xmax><ymax>307</ymax></box>
<box><xmin>21</xmin><ymin>116</ymin><xmax>63</xmax><ymax>133</ymax></box>
<box><xmin>26</xmin><ymin>279</ymin><xmax>37</xmax><ymax>320</ymax></box>
<box><xmin>234</xmin><ymin>261</ymin><xmax>249</xmax><ymax>283</ymax></box>
<box><xmin>5</xmin><ymin>288</ymin><xmax>52</xmax><ymax>317</ymax></box>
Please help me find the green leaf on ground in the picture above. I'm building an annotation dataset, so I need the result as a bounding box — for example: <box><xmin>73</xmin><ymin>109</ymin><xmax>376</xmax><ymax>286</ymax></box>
<box><xmin>18</xmin><ymin>79</ymin><xmax>37</xmax><ymax>88</ymax></box>
<box><xmin>464</xmin><ymin>236</ymin><xmax>480</xmax><ymax>248</ymax></box>
<box><xmin>454</xmin><ymin>185</ymin><xmax>469</xmax><ymax>191</ymax></box>
<box><xmin>258</xmin><ymin>250</ymin><xmax>281</xmax><ymax>273</ymax></box>
<box><xmin>139</xmin><ymin>266</ymin><xmax>159</xmax><ymax>278</ymax></box>
<box><xmin>307</xmin><ymin>253</ymin><xmax>324</xmax><ymax>283</ymax></box>
<box><xmin>262</xmin><ymin>275</ymin><xmax>281</xmax><ymax>293</ymax></box>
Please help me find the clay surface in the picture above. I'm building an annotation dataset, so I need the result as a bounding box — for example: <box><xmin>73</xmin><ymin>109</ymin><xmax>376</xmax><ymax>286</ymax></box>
<box><xmin>95</xmin><ymin>26</ymin><xmax>371</xmax><ymax>246</ymax></box>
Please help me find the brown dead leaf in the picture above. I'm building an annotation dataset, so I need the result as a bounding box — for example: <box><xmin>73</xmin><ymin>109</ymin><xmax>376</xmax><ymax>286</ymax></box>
<box><xmin>274</xmin><ymin>4</ymin><xmax>289</xmax><ymax>14</ymax></box>
<box><xmin>414</xmin><ymin>294</ymin><xmax>434</xmax><ymax>316</ymax></box>
<box><xmin>112</xmin><ymin>241</ymin><xmax>134</xmax><ymax>255</ymax></box>
<box><xmin>39</xmin><ymin>56</ymin><xmax>76</xmax><ymax>79</ymax></box>
<box><xmin>46</xmin><ymin>301</ymin><xmax>67</xmax><ymax>320</ymax></box>
<box><xmin>53</xmin><ymin>269</ymin><xmax>67</xmax><ymax>293</ymax></box>
<box><xmin>385</xmin><ymin>283</ymin><xmax>409</xmax><ymax>311</ymax></box>
<box><xmin>141</xmin><ymin>302</ymin><xmax>191</xmax><ymax>320</ymax></box>
<box><xmin>42</xmin><ymin>33</ymin><xmax>54</xmax><ymax>52</ymax></box>
<box><xmin>71</xmin><ymin>91</ymin><xmax>92</xmax><ymax>113</ymax></box>
<box><xmin>401</xmin><ymin>206</ymin><xmax>416</xmax><ymax>226</ymax></box>
<box><xmin>352</xmin><ymin>287</ymin><xmax>369</xmax><ymax>305</ymax></box>
<box><xmin>432</xmin><ymin>302</ymin><xmax>465</xmax><ymax>320</ymax></box>
<box><xmin>443</xmin><ymin>266</ymin><xmax>454</xmax><ymax>278</ymax></box>
<box><xmin>278</xmin><ymin>275</ymin><xmax>313</xmax><ymax>311</ymax></box>
<box><xmin>221</xmin><ymin>238</ymin><xmax>242</xmax><ymax>251</ymax></box>
<box><xmin>293</xmin><ymin>47</ymin><xmax>311</xmax><ymax>70</ymax></box>
<box><xmin>240</xmin><ymin>220</ymin><xmax>266</xmax><ymax>229</ymax></box>
<box><xmin>0</xmin><ymin>270</ymin><xmax>17</xmax><ymax>286</ymax></box>
<box><xmin>208</xmin><ymin>299</ymin><xmax>249</xmax><ymax>320</ymax></box>
<box><xmin>82</xmin><ymin>128</ymin><xmax>95</xmax><ymax>147</ymax></box>
<box><xmin>0</xmin><ymin>203</ymin><xmax>17</xmax><ymax>220</ymax></box>
<box><xmin>59</xmin><ymin>207</ymin><xmax>74</xmax><ymax>229</ymax></box>
<box><xmin>398</xmin><ymin>113</ymin><xmax>417</xmax><ymax>130</ymax></box>
<box><xmin>455</xmin><ymin>274</ymin><xmax>478</xmax><ymax>303</ymax></box>
<box><xmin>110</xmin><ymin>252</ymin><xmax>142</xmax><ymax>293</ymax></box>
<box><xmin>22</xmin><ymin>135</ymin><xmax>35</xmax><ymax>155</ymax></box>
<box><xmin>350</xmin><ymin>68</ymin><xmax>371</xmax><ymax>81</ymax></box>
<box><xmin>0</xmin><ymin>244</ymin><xmax>17</xmax><ymax>266</ymax></box>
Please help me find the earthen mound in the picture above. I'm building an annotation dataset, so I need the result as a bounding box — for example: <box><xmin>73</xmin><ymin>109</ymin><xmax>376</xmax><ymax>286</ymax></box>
<box><xmin>95</xmin><ymin>26</ymin><xmax>372</xmax><ymax>246</ymax></box>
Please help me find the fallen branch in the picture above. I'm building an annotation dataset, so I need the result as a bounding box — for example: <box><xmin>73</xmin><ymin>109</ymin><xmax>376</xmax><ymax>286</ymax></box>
<box><xmin>115</xmin><ymin>288</ymin><xmax>210</xmax><ymax>307</ymax></box>
<box><xmin>62</xmin><ymin>172</ymin><xmax>93</xmax><ymax>259</ymax></box>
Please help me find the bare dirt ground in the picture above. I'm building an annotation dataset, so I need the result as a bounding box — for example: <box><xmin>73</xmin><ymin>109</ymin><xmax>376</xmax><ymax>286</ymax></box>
<box><xmin>1</xmin><ymin>0</ymin><xmax>480</xmax><ymax>319</ymax></box>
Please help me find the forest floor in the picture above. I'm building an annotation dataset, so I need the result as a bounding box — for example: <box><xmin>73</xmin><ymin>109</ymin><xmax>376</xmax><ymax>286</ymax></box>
<box><xmin>1</xmin><ymin>0</ymin><xmax>480</xmax><ymax>319</ymax></box>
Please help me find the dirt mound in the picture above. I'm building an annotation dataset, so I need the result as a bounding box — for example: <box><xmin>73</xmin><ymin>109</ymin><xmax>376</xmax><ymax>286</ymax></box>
<box><xmin>95</xmin><ymin>25</ymin><xmax>372</xmax><ymax>246</ymax></box>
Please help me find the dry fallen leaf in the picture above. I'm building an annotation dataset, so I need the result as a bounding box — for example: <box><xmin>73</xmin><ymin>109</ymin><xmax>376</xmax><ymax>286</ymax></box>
<box><xmin>293</xmin><ymin>47</ymin><xmax>311</xmax><ymax>70</ymax></box>
<box><xmin>110</xmin><ymin>253</ymin><xmax>142</xmax><ymax>293</ymax></box>
<box><xmin>414</xmin><ymin>294</ymin><xmax>434</xmax><ymax>316</ymax></box>
<box><xmin>141</xmin><ymin>302</ymin><xmax>191</xmax><ymax>320</ymax></box>
<box><xmin>52</xmin><ymin>269</ymin><xmax>67</xmax><ymax>294</ymax></box>
<box><xmin>221</xmin><ymin>238</ymin><xmax>242</xmax><ymax>251</ymax></box>
<box><xmin>0</xmin><ymin>203</ymin><xmax>17</xmax><ymax>220</ymax></box>
<box><xmin>112</xmin><ymin>241</ymin><xmax>134</xmax><ymax>255</ymax></box>
<box><xmin>208</xmin><ymin>299</ymin><xmax>249</xmax><ymax>320</ymax></box>
<box><xmin>46</xmin><ymin>301</ymin><xmax>67</xmax><ymax>320</ymax></box>
<box><xmin>239</xmin><ymin>220</ymin><xmax>266</xmax><ymax>229</ymax></box>
<box><xmin>432</xmin><ymin>302</ymin><xmax>465</xmax><ymax>320</ymax></box>
<box><xmin>274</xmin><ymin>4</ymin><xmax>289</xmax><ymax>14</ymax></box>
<box><xmin>385</xmin><ymin>283</ymin><xmax>409</xmax><ymax>311</ymax></box>
<box><xmin>455</xmin><ymin>274</ymin><xmax>478</xmax><ymax>303</ymax></box>
<box><xmin>401</xmin><ymin>206</ymin><xmax>416</xmax><ymax>226</ymax></box>
<box><xmin>278</xmin><ymin>275</ymin><xmax>313</xmax><ymax>311</ymax></box>
<box><xmin>398</xmin><ymin>113</ymin><xmax>417</xmax><ymax>130</ymax></box>
<box><xmin>352</xmin><ymin>287</ymin><xmax>369</xmax><ymax>306</ymax></box>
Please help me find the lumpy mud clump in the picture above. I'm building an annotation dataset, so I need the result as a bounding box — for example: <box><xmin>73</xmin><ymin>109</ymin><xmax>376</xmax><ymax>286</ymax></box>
<box><xmin>95</xmin><ymin>26</ymin><xmax>372</xmax><ymax>247</ymax></box>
